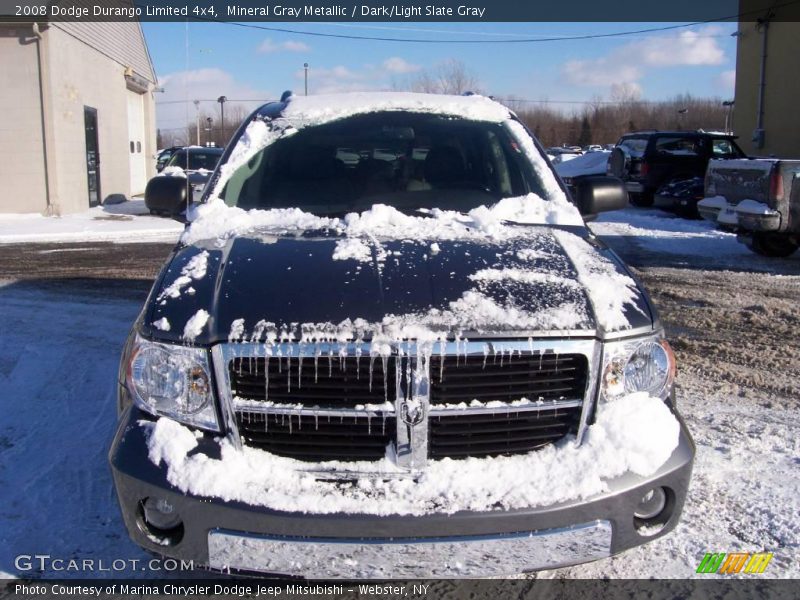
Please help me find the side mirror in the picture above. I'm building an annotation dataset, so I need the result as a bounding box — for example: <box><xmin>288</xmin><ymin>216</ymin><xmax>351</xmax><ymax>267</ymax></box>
<box><xmin>156</xmin><ymin>162</ymin><xmax>165</xmax><ymax>173</ymax></box>
<box><xmin>145</xmin><ymin>175</ymin><xmax>191</xmax><ymax>222</ymax></box>
<box><xmin>574</xmin><ymin>176</ymin><xmax>627</xmax><ymax>218</ymax></box>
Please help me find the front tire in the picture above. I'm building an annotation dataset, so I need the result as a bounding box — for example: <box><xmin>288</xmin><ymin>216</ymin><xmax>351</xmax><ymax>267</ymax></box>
<box><xmin>745</xmin><ymin>232</ymin><xmax>799</xmax><ymax>257</ymax></box>
<box><xmin>629</xmin><ymin>191</ymin><xmax>654</xmax><ymax>207</ymax></box>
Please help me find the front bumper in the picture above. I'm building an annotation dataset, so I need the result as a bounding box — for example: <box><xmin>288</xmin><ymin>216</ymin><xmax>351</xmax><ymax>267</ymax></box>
<box><xmin>110</xmin><ymin>405</ymin><xmax>695</xmax><ymax>578</ymax></box>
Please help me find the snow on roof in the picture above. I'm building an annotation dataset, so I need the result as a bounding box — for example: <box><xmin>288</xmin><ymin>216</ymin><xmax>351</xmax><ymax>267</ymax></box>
<box><xmin>279</xmin><ymin>91</ymin><xmax>512</xmax><ymax>125</ymax></box>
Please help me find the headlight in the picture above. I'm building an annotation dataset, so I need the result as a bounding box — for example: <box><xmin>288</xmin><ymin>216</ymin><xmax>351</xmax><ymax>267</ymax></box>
<box><xmin>601</xmin><ymin>335</ymin><xmax>676</xmax><ymax>402</ymax></box>
<box><xmin>126</xmin><ymin>335</ymin><xmax>220</xmax><ymax>431</ymax></box>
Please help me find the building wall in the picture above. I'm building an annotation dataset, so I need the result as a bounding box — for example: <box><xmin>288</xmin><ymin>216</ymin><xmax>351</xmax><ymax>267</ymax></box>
<box><xmin>0</xmin><ymin>21</ymin><xmax>157</xmax><ymax>215</ymax></box>
<box><xmin>0</xmin><ymin>27</ymin><xmax>48</xmax><ymax>213</ymax></box>
<box><xmin>46</xmin><ymin>24</ymin><xmax>157</xmax><ymax>213</ymax></box>
<box><xmin>733</xmin><ymin>19</ymin><xmax>800</xmax><ymax>158</ymax></box>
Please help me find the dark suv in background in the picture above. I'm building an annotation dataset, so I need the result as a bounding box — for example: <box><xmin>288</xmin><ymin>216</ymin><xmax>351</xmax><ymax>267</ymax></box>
<box><xmin>608</xmin><ymin>131</ymin><xmax>746</xmax><ymax>207</ymax></box>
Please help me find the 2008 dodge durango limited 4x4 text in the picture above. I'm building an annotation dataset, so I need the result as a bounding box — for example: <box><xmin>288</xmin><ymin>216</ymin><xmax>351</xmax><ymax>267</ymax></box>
<box><xmin>110</xmin><ymin>92</ymin><xmax>694</xmax><ymax>578</ymax></box>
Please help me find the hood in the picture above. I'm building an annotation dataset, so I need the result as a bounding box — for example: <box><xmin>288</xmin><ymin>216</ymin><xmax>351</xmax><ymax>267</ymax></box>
<box><xmin>144</xmin><ymin>227</ymin><xmax>653</xmax><ymax>345</ymax></box>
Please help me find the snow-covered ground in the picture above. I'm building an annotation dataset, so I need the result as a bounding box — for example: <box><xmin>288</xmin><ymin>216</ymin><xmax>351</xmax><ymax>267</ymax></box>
<box><xmin>0</xmin><ymin>200</ymin><xmax>182</xmax><ymax>245</ymax></box>
<box><xmin>0</xmin><ymin>206</ymin><xmax>797</xmax><ymax>579</ymax></box>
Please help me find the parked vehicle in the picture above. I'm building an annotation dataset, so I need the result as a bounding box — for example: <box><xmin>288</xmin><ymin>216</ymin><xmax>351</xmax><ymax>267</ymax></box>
<box><xmin>653</xmin><ymin>177</ymin><xmax>705</xmax><ymax>219</ymax></box>
<box><xmin>547</xmin><ymin>147</ymin><xmax>583</xmax><ymax>165</ymax></box>
<box><xmin>145</xmin><ymin>146</ymin><xmax>224</xmax><ymax>214</ymax></box>
<box><xmin>698</xmin><ymin>158</ymin><xmax>800</xmax><ymax>257</ymax></box>
<box><xmin>554</xmin><ymin>150</ymin><xmax>612</xmax><ymax>199</ymax></box>
<box><xmin>110</xmin><ymin>92</ymin><xmax>693</xmax><ymax>578</ymax></box>
<box><xmin>608</xmin><ymin>131</ymin><xmax>746</xmax><ymax>207</ymax></box>
<box><xmin>155</xmin><ymin>146</ymin><xmax>182</xmax><ymax>172</ymax></box>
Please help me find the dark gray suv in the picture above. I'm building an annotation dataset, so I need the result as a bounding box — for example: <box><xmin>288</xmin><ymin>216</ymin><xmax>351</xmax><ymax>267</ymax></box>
<box><xmin>110</xmin><ymin>92</ymin><xmax>694</xmax><ymax>578</ymax></box>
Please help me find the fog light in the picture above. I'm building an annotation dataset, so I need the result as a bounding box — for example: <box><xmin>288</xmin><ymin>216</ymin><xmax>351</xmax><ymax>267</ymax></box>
<box><xmin>138</xmin><ymin>497</ymin><xmax>184</xmax><ymax>545</ymax></box>
<box><xmin>634</xmin><ymin>487</ymin><xmax>667</xmax><ymax>520</ymax></box>
<box><xmin>142</xmin><ymin>497</ymin><xmax>180</xmax><ymax>530</ymax></box>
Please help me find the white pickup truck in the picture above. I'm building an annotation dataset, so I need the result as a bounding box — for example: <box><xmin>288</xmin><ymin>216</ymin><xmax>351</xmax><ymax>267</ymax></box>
<box><xmin>698</xmin><ymin>158</ymin><xmax>800</xmax><ymax>257</ymax></box>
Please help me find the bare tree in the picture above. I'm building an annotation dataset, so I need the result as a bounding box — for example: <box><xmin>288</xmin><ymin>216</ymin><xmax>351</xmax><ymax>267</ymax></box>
<box><xmin>406</xmin><ymin>59</ymin><xmax>482</xmax><ymax>95</ymax></box>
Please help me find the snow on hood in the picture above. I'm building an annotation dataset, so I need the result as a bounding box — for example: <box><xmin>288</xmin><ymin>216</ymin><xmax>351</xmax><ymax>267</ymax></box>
<box><xmin>156</xmin><ymin>203</ymin><xmax>647</xmax><ymax>346</ymax></box>
<box><xmin>143</xmin><ymin>392</ymin><xmax>680</xmax><ymax>516</ymax></box>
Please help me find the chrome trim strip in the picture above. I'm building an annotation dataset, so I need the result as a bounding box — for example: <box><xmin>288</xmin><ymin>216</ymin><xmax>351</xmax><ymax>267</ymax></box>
<box><xmin>576</xmin><ymin>340</ymin><xmax>602</xmax><ymax>445</ymax></box>
<box><xmin>211</xmin><ymin>345</ymin><xmax>242</xmax><ymax>450</ymax></box>
<box><xmin>429</xmin><ymin>399</ymin><xmax>583</xmax><ymax>416</ymax></box>
<box><xmin>208</xmin><ymin>520</ymin><xmax>612</xmax><ymax>578</ymax></box>
<box><xmin>233</xmin><ymin>405</ymin><xmax>394</xmax><ymax>418</ymax></box>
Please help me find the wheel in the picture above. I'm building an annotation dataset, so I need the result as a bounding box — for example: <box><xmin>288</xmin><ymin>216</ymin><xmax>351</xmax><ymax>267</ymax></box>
<box><xmin>745</xmin><ymin>232</ymin><xmax>799</xmax><ymax>257</ymax></box>
<box><xmin>629</xmin><ymin>191</ymin><xmax>654</xmax><ymax>207</ymax></box>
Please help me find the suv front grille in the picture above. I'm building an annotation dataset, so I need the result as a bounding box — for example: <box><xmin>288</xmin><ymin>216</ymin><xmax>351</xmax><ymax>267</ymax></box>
<box><xmin>230</xmin><ymin>356</ymin><xmax>395</xmax><ymax>408</ymax></box>
<box><xmin>218</xmin><ymin>341</ymin><xmax>594</xmax><ymax>465</ymax></box>
<box><xmin>431</xmin><ymin>353</ymin><xmax>587</xmax><ymax>405</ymax></box>
<box><xmin>428</xmin><ymin>405</ymin><xmax>581</xmax><ymax>459</ymax></box>
<box><xmin>236</xmin><ymin>410</ymin><xmax>394</xmax><ymax>461</ymax></box>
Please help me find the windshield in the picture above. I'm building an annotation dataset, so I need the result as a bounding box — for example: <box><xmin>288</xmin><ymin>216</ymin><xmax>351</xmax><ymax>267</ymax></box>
<box><xmin>167</xmin><ymin>149</ymin><xmax>222</xmax><ymax>171</ymax></box>
<box><xmin>219</xmin><ymin>112</ymin><xmax>551</xmax><ymax>215</ymax></box>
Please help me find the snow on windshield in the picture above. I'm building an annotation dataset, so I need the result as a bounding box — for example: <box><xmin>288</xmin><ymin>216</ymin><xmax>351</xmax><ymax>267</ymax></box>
<box><xmin>193</xmin><ymin>93</ymin><xmax>576</xmax><ymax>245</ymax></box>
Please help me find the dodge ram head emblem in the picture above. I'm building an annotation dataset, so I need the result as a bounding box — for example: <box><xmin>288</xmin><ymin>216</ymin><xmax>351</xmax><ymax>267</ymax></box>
<box><xmin>400</xmin><ymin>400</ymin><xmax>425</xmax><ymax>426</ymax></box>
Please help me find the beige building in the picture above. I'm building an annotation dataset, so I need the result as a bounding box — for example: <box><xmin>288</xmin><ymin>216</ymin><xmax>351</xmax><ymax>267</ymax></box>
<box><xmin>733</xmin><ymin>3</ymin><xmax>800</xmax><ymax>158</ymax></box>
<box><xmin>0</xmin><ymin>21</ymin><xmax>157</xmax><ymax>215</ymax></box>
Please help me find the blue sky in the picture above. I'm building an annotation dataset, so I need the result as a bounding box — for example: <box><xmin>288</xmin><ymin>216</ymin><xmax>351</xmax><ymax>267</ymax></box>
<box><xmin>142</xmin><ymin>21</ymin><xmax>738</xmax><ymax>137</ymax></box>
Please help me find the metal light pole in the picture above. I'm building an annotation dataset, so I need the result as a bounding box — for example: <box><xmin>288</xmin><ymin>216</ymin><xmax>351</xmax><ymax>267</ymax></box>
<box><xmin>723</xmin><ymin>100</ymin><xmax>735</xmax><ymax>134</ymax></box>
<box><xmin>677</xmin><ymin>108</ymin><xmax>689</xmax><ymax>131</ymax></box>
<box><xmin>193</xmin><ymin>100</ymin><xmax>200</xmax><ymax>145</ymax></box>
<box><xmin>304</xmin><ymin>63</ymin><xmax>309</xmax><ymax>96</ymax></box>
<box><xmin>217</xmin><ymin>95</ymin><xmax>227</xmax><ymax>145</ymax></box>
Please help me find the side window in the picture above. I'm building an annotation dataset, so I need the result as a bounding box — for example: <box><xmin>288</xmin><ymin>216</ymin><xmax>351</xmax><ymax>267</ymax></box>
<box><xmin>618</xmin><ymin>138</ymin><xmax>648</xmax><ymax>156</ymax></box>
<box><xmin>654</xmin><ymin>137</ymin><xmax>700</xmax><ymax>156</ymax></box>
<box><xmin>712</xmin><ymin>139</ymin><xmax>737</xmax><ymax>157</ymax></box>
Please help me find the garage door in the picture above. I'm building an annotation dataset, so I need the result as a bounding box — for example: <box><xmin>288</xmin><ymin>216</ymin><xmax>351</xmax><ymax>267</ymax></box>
<box><xmin>127</xmin><ymin>91</ymin><xmax>147</xmax><ymax>196</ymax></box>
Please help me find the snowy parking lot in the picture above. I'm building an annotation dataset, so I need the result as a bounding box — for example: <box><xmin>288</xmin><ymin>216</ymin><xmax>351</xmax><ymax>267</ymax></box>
<box><xmin>0</xmin><ymin>206</ymin><xmax>797</xmax><ymax>579</ymax></box>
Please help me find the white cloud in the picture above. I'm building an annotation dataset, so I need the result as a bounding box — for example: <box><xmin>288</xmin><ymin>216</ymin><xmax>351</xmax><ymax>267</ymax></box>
<box><xmin>156</xmin><ymin>68</ymin><xmax>273</xmax><ymax>141</ymax></box>
<box><xmin>562</xmin><ymin>59</ymin><xmax>641</xmax><ymax>87</ymax></box>
<box><xmin>633</xmin><ymin>28</ymin><xmax>725</xmax><ymax>67</ymax></box>
<box><xmin>561</xmin><ymin>26</ymin><xmax>728</xmax><ymax>93</ymax></box>
<box><xmin>293</xmin><ymin>64</ymin><xmax>382</xmax><ymax>94</ymax></box>
<box><xmin>257</xmin><ymin>38</ymin><xmax>311</xmax><ymax>54</ymax></box>
<box><xmin>715</xmin><ymin>69</ymin><xmax>736</xmax><ymax>92</ymax></box>
<box><xmin>382</xmin><ymin>57</ymin><xmax>421</xmax><ymax>74</ymax></box>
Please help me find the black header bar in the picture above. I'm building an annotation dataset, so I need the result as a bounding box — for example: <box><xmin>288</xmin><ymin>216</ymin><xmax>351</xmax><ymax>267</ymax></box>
<box><xmin>1</xmin><ymin>0</ymin><xmax>799</xmax><ymax>23</ymax></box>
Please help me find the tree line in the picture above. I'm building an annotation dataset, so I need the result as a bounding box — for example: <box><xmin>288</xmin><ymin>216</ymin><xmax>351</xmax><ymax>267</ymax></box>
<box><xmin>157</xmin><ymin>60</ymin><xmax>732</xmax><ymax>150</ymax></box>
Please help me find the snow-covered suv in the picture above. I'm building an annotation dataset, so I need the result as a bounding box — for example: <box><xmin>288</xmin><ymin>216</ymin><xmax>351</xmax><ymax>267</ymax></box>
<box><xmin>110</xmin><ymin>92</ymin><xmax>694</xmax><ymax>578</ymax></box>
